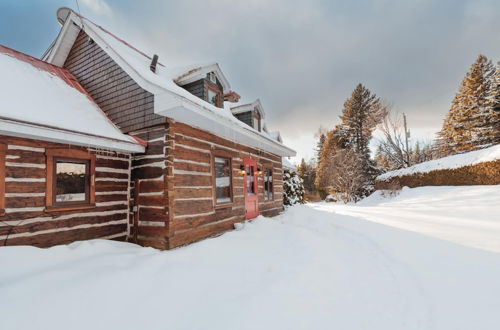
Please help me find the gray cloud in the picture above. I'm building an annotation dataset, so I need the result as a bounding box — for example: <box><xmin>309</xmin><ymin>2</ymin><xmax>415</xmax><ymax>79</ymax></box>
<box><xmin>81</xmin><ymin>0</ymin><xmax>500</xmax><ymax>160</ymax></box>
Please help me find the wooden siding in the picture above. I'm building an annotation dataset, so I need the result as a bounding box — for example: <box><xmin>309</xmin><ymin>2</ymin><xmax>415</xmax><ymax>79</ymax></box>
<box><xmin>0</xmin><ymin>135</ymin><xmax>131</xmax><ymax>247</ymax></box>
<box><xmin>129</xmin><ymin>124</ymin><xmax>170</xmax><ymax>249</ymax></box>
<box><xmin>63</xmin><ymin>31</ymin><xmax>165</xmax><ymax>133</ymax></box>
<box><xmin>128</xmin><ymin>120</ymin><xmax>284</xmax><ymax>249</ymax></box>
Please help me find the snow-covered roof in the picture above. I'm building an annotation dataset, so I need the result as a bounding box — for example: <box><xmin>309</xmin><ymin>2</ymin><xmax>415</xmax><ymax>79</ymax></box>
<box><xmin>270</xmin><ymin>131</ymin><xmax>282</xmax><ymax>143</ymax></box>
<box><xmin>377</xmin><ymin>144</ymin><xmax>500</xmax><ymax>181</ymax></box>
<box><xmin>45</xmin><ymin>8</ymin><xmax>294</xmax><ymax>157</ymax></box>
<box><xmin>228</xmin><ymin>99</ymin><xmax>266</xmax><ymax>118</ymax></box>
<box><xmin>165</xmin><ymin>63</ymin><xmax>231</xmax><ymax>93</ymax></box>
<box><xmin>0</xmin><ymin>45</ymin><xmax>144</xmax><ymax>153</ymax></box>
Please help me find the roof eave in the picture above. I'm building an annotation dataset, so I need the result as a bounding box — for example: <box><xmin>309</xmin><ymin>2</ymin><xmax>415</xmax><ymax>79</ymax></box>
<box><xmin>154</xmin><ymin>94</ymin><xmax>295</xmax><ymax>157</ymax></box>
<box><xmin>0</xmin><ymin>118</ymin><xmax>145</xmax><ymax>153</ymax></box>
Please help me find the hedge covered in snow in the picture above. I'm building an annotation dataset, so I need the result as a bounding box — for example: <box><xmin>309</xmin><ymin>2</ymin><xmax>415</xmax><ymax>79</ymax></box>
<box><xmin>376</xmin><ymin>144</ymin><xmax>500</xmax><ymax>182</ymax></box>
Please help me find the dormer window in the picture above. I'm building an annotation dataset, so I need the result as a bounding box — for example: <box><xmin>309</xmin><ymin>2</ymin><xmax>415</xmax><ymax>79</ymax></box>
<box><xmin>207</xmin><ymin>85</ymin><xmax>222</xmax><ymax>107</ymax></box>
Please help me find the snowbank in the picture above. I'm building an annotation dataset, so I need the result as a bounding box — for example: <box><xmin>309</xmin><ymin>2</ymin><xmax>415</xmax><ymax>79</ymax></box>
<box><xmin>377</xmin><ymin>144</ymin><xmax>500</xmax><ymax>181</ymax></box>
<box><xmin>1</xmin><ymin>185</ymin><xmax>499</xmax><ymax>329</ymax></box>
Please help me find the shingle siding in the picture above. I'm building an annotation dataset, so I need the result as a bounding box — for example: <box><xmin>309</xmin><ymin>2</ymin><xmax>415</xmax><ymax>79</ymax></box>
<box><xmin>234</xmin><ymin>111</ymin><xmax>253</xmax><ymax>128</ymax></box>
<box><xmin>182</xmin><ymin>80</ymin><xmax>205</xmax><ymax>100</ymax></box>
<box><xmin>63</xmin><ymin>31</ymin><xmax>165</xmax><ymax>133</ymax></box>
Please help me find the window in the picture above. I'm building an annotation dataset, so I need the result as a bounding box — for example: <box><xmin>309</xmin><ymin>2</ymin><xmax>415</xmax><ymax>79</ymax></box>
<box><xmin>214</xmin><ymin>156</ymin><xmax>232</xmax><ymax>204</ymax></box>
<box><xmin>0</xmin><ymin>144</ymin><xmax>5</xmax><ymax>215</ymax></box>
<box><xmin>264</xmin><ymin>168</ymin><xmax>273</xmax><ymax>201</ymax></box>
<box><xmin>46</xmin><ymin>149</ymin><xmax>95</xmax><ymax>210</ymax></box>
<box><xmin>207</xmin><ymin>88</ymin><xmax>220</xmax><ymax>107</ymax></box>
<box><xmin>246</xmin><ymin>165</ymin><xmax>255</xmax><ymax>195</ymax></box>
<box><xmin>54</xmin><ymin>159</ymin><xmax>89</xmax><ymax>203</ymax></box>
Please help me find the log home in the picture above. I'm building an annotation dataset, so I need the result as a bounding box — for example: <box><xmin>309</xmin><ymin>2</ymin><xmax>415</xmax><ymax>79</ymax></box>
<box><xmin>0</xmin><ymin>7</ymin><xmax>295</xmax><ymax>249</ymax></box>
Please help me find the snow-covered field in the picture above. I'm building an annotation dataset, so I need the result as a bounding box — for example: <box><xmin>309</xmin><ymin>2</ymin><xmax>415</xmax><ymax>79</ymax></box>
<box><xmin>1</xmin><ymin>185</ymin><xmax>499</xmax><ymax>330</ymax></box>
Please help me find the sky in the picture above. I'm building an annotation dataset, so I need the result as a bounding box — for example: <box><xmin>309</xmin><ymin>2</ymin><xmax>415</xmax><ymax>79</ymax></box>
<box><xmin>1</xmin><ymin>0</ymin><xmax>499</xmax><ymax>163</ymax></box>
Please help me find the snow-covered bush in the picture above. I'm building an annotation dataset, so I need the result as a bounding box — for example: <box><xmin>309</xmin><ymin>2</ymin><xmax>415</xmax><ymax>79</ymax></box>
<box><xmin>283</xmin><ymin>169</ymin><xmax>305</xmax><ymax>206</ymax></box>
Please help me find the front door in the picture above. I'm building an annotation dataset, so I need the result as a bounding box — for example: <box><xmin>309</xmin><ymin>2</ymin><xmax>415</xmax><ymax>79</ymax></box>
<box><xmin>243</xmin><ymin>158</ymin><xmax>259</xmax><ymax>219</ymax></box>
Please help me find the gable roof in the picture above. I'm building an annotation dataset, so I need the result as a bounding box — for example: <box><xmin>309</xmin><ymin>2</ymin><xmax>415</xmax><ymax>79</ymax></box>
<box><xmin>165</xmin><ymin>63</ymin><xmax>231</xmax><ymax>93</ymax></box>
<box><xmin>0</xmin><ymin>45</ymin><xmax>144</xmax><ymax>153</ymax></box>
<box><xmin>44</xmin><ymin>8</ymin><xmax>295</xmax><ymax>157</ymax></box>
<box><xmin>228</xmin><ymin>99</ymin><xmax>266</xmax><ymax>118</ymax></box>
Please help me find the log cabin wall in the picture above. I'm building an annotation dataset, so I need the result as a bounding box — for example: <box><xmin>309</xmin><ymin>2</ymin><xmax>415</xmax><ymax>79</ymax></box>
<box><xmin>63</xmin><ymin>31</ymin><xmax>165</xmax><ymax>133</ymax></box>
<box><xmin>167</xmin><ymin>120</ymin><xmax>283</xmax><ymax>248</ymax></box>
<box><xmin>129</xmin><ymin>124</ymin><xmax>170</xmax><ymax>249</ymax></box>
<box><xmin>0</xmin><ymin>135</ymin><xmax>131</xmax><ymax>247</ymax></box>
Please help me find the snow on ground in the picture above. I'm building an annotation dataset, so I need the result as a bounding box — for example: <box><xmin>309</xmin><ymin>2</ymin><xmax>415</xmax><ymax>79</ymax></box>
<box><xmin>376</xmin><ymin>144</ymin><xmax>500</xmax><ymax>181</ymax></box>
<box><xmin>1</xmin><ymin>185</ymin><xmax>500</xmax><ymax>330</ymax></box>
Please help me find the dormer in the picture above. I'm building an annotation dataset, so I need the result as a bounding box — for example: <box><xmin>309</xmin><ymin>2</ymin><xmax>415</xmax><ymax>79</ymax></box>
<box><xmin>229</xmin><ymin>99</ymin><xmax>266</xmax><ymax>132</ymax></box>
<box><xmin>168</xmin><ymin>63</ymin><xmax>231</xmax><ymax>108</ymax></box>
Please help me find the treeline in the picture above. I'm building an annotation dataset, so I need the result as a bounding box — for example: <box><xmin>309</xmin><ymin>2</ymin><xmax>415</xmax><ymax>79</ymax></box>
<box><xmin>298</xmin><ymin>55</ymin><xmax>499</xmax><ymax>203</ymax></box>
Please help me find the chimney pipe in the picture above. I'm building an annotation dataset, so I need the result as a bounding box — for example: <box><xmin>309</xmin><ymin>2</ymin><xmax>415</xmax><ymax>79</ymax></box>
<box><xmin>150</xmin><ymin>54</ymin><xmax>159</xmax><ymax>73</ymax></box>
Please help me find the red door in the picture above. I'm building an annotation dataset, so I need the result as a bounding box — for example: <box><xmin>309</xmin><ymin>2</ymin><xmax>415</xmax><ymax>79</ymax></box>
<box><xmin>243</xmin><ymin>158</ymin><xmax>259</xmax><ymax>219</ymax></box>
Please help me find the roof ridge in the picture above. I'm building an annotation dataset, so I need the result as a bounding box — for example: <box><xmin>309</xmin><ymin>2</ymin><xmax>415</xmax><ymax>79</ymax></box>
<box><xmin>71</xmin><ymin>10</ymin><xmax>165</xmax><ymax>67</ymax></box>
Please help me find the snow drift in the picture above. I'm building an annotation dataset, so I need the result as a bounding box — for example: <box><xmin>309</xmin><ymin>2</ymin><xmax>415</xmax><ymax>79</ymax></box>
<box><xmin>1</xmin><ymin>185</ymin><xmax>500</xmax><ymax>329</ymax></box>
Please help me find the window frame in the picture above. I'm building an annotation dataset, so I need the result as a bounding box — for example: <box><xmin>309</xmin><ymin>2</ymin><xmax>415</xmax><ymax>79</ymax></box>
<box><xmin>45</xmin><ymin>149</ymin><xmax>96</xmax><ymax>211</ymax></box>
<box><xmin>206</xmin><ymin>83</ymin><xmax>222</xmax><ymax>108</ymax></box>
<box><xmin>212</xmin><ymin>150</ymin><xmax>233</xmax><ymax>209</ymax></box>
<box><xmin>263</xmin><ymin>166</ymin><xmax>274</xmax><ymax>201</ymax></box>
<box><xmin>0</xmin><ymin>143</ymin><xmax>6</xmax><ymax>216</ymax></box>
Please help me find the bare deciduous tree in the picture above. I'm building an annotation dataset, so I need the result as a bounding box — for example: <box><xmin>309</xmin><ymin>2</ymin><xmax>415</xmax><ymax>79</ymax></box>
<box><xmin>378</xmin><ymin>110</ymin><xmax>412</xmax><ymax>170</ymax></box>
<box><xmin>323</xmin><ymin>148</ymin><xmax>365</xmax><ymax>203</ymax></box>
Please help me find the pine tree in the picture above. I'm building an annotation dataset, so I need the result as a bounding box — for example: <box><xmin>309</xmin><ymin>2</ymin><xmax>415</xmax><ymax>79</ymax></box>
<box><xmin>340</xmin><ymin>84</ymin><xmax>385</xmax><ymax>154</ymax></box>
<box><xmin>339</xmin><ymin>84</ymin><xmax>387</xmax><ymax>169</ymax></box>
<box><xmin>315</xmin><ymin>128</ymin><xmax>343</xmax><ymax>192</ymax></box>
<box><xmin>487</xmin><ymin>62</ymin><xmax>500</xmax><ymax>145</ymax></box>
<box><xmin>316</xmin><ymin>133</ymin><xmax>326</xmax><ymax>163</ymax></box>
<box><xmin>297</xmin><ymin>158</ymin><xmax>316</xmax><ymax>193</ymax></box>
<box><xmin>437</xmin><ymin>55</ymin><xmax>495</xmax><ymax>155</ymax></box>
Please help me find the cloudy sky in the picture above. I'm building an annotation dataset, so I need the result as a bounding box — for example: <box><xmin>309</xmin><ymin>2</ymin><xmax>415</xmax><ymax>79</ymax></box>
<box><xmin>1</xmin><ymin>0</ymin><xmax>499</xmax><ymax>162</ymax></box>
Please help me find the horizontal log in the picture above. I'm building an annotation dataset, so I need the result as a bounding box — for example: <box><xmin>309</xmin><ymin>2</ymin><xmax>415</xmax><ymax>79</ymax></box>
<box><xmin>6</xmin><ymin>196</ymin><xmax>45</xmax><ymax>208</ymax></box>
<box><xmin>132</xmin><ymin>166</ymin><xmax>164</xmax><ymax>180</ymax></box>
<box><xmin>1</xmin><ymin>223</ymin><xmax>126</xmax><ymax>247</ymax></box>
<box><xmin>95</xmin><ymin>158</ymin><xmax>129</xmax><ymax>170</ymax></box>
<box><xmin>170</xmin><ymin>216</ymin><xmax>244</xmax><ymax>248</ymax></box>
<box><xmin>5</xmin><ymin>181</ymin><xmax>45</xmax><ymax>193</ymax></box>
<box><xmin>173</xmin><ymin>146</ymin><xmax>211</xmax><ymax>163</ymax></box>
<box><xmin>138</xmin><ymin>207</ymin><xmax>167</xmax><ymax>221</ymax></box>
<box><xmin>174</xmin><ymin>187</ymin><xmax>212</xmax><ymax>199</ymax></box>
<box><xmin>6</xmin><ymin>166</ymin><xmax>45</xmax><ymax>179</ymax></box>
<box><xmin>174</xmin><ymin>161</ymin><xmax>211</xmax><ymax>173</ymax></box>
<box><xmin>137</xmin><ymin>195</ymin><xmax>165</xmax><ymax>207</ymax></box>
<box><xmin>0</xmin><ymin>212</ymin><xmax>127</xmax><ymax>236</ymax></box>
<box><xmin>174</xmin><ymin>199</ymin><xmax>213</xmax><ymax>216</ymax></box>
<box><xmin>95</xmin><ymin>181</ymin><xmax>129</xmax><ymax>192</ymax></box>
<box><xmin>95</xmin><ymin>194</ymin><xmax>128</xmax><ymax>203</ymax></box>
<box><xmin>137</xmin><ymin>179</ymin><xmax>164</xmax><ymax>193</ymax></box>
<box><xmin>132</xmin><ymin>157</ymin><xmax>165</xmax><ymax>167</ymax></box>
<box><xmin>174</xmin><ymin>174</ymin><xmax>212</xmax><ymax>187</ymax></box>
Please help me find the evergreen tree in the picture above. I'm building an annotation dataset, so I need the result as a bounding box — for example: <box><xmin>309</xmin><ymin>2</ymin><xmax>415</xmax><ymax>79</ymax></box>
<box><xmin>283</xmin><ymin>170</ymin><xmax>305</xmax><ymax>206</ymax></box>
<box><xmin>339</xmin><ymin>84</ymin><xmax>387</xmax><ymax>163</ymax></box>
<box><xmin>437</xmin><ymin>55</ymin><xmax>495</xmax><ymax>155</ymax></box>
<box><xmin>297</xmin><ymin>158</ymin><xmax>316</xmax><ymax>193</ymax></box>
<box><xmin>487</xmin><ymin>62</ymin><xmax>500</xmax><ymax>145</ymax></box>
<box><xmin>316</xmin><ymin>133</ymin><xmax>326</xmax><ymax>163</ymax></box>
